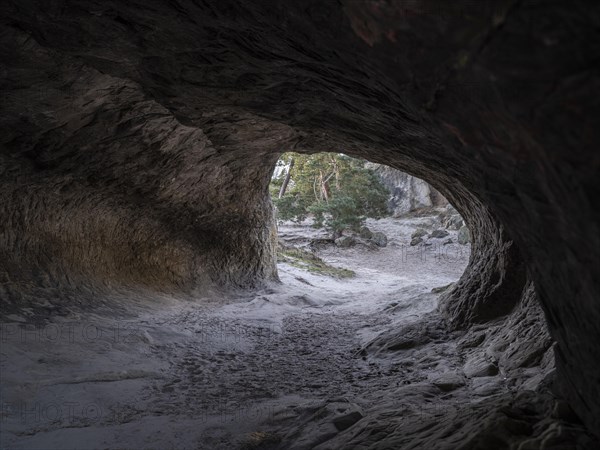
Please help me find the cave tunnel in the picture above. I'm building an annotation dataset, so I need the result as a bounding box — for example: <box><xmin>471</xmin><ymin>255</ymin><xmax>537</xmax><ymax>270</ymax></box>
<box><xmin>1</xmin><ymin>0</ymin><xmax>599</xmax><ymax>449</ymax></box>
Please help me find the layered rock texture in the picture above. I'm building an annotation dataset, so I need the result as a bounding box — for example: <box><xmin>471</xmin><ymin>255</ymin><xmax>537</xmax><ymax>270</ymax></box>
<box><xmin>1</xmin><ymin>0</ymin><xmax>599</xmax><ymax>444</ymax></box>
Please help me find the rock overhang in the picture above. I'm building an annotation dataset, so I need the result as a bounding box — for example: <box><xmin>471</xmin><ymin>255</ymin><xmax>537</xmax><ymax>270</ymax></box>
<box><xmin>1</xmin><ymin>0</ymin><xmax>599</xmax><ymax>439</ymax></box>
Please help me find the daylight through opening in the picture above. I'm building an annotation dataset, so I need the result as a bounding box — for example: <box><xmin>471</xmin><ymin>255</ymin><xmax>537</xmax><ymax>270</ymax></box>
<box><xmin>270</xmin><ymin>152</ymin><xmax>471</xmax><ymax>300</ymax></box>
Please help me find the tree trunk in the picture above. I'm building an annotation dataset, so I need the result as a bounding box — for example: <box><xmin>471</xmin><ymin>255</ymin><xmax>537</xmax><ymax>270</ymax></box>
<box><xmin>278</xmin><ymin>158</ymin><xmax>294</xmax><ymax>198</ymax></box>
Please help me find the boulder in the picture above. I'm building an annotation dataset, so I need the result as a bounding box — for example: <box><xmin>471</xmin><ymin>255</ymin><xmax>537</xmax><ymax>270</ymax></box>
<box><xmin>430</xmin><ymin>229</ymin><xmax>450</xmax><ymax>239</ymax></box>
<box><xmin>359</xmin><ymin>226</ymin><xmax>373</xmax><ymax>239</ymax></box>
<box><xmin>335</xmin><ymin>236</ymin><xmax>356</xmax><ymax>248</ymax></box>
<box><xmin>411</xmin><ymin>228</ymin><xmax>428</xmax><ymax>239</ymax></box>
<box><xmin>410</xmin><ymin>237</ymin><xmax>423</xmax><ymax>246</ymax></box>
<box><xmin>370</xmin><ymin>231</ymin><xmax>388</xmax><ymax>247</ymax></box>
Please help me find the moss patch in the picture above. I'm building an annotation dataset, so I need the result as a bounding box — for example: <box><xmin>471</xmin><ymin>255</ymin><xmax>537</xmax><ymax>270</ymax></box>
<box><xmin>431</xmin><ymin>283</ymin><xmax>455</xmax><ymax>294</ymax></box>
<box><xmin>277</xmin><ymin>246</ymin><xmax>355</xmax><ymax>279</ymax></box>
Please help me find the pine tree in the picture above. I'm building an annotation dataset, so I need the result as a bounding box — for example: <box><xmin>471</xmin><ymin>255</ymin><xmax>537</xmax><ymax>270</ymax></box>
<box><xmin>271</xmin><ymin>152</ymin><xmax>390</xmax><ymax>237</ymax></box>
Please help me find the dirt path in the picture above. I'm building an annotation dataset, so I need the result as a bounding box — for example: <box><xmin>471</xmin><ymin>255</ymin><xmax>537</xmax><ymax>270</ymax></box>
<box><xmin>1</xmin><ymin>215</ymin><xmax>472</xmax><ymax>449</ymax></box>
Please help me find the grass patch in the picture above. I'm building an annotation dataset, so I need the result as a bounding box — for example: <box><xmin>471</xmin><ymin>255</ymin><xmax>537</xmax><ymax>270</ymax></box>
<box><xmin>277</xmin><ymin>246</ymin><xmax>355</xmax><ymax>279</ymax></box>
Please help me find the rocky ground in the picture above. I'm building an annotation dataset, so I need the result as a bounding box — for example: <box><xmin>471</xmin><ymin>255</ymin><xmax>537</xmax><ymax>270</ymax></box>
<box><xmin>1</xmin><ymin>210</ymin><xmax>593</xmax><ymax>449</ymax></box>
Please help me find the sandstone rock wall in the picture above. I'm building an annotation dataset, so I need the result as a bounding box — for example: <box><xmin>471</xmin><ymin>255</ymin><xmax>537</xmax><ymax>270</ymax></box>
<box><xmin>0</xmin><ymin>0</ymin><xmax>598</xmax><ymax>437</ymax></box>
<box><xmin>370</xmin><ymin>164</ymin><xmax>449</xmax><ymax>215</ymax></box>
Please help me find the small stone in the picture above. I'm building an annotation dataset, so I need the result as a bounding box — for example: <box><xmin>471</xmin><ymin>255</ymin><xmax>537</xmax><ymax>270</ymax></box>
<box><xmin>443</xmin><ymin>238</ymin><xmax>453</xmax><ymax>245</ymax></box>
<box><xmin>430</xmin><ymin>229</ymin><xmax>449</xmax><ymax>239</ymax></box>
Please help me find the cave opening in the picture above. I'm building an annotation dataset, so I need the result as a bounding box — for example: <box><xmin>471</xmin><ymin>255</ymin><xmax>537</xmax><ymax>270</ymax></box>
<box><xmin>269</xmin><ymin>151</ymin><xmax>471</xmax><ymax>301</ymax></box>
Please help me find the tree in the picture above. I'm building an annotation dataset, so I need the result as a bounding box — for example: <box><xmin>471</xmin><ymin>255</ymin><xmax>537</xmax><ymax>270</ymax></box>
<box><xmin>278</xmin><ymin>157</ymin><xmax>294</xmax><ymax>198</ymax></box>
<box><xmin>271</xmin><ymin>152</ymin><xmax>390</xmax><ymax>236</ymax></box>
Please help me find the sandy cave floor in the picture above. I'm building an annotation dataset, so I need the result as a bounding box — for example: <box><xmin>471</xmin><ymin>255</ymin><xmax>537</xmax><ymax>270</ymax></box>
<box><xmin>0</xmin><ymin>214</ymin><xmax>486</xmax><ymax>449</ymax></box>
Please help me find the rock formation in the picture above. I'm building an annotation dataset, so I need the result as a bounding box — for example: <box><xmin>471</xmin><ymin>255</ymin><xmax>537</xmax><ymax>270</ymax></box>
<box><xmin>1</xmin><ymin>0</ymin><xmax>599</xmax><ymax>444</ymax></box>
<box><xmin>371</xmin><ymin>164</ymin><xmax>448</xmax><ymax>215</ymax></box>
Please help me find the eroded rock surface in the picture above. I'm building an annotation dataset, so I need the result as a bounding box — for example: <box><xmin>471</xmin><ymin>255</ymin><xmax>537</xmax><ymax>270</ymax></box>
<box><xmin>370</xmin><ymin>163</ymin><xmax>448</xmax><ymax>215</ymax></box>
<box><xmin>1</xmin><ymin>0</ymin><xmax>599</xmax><ymax>445</ymax></box>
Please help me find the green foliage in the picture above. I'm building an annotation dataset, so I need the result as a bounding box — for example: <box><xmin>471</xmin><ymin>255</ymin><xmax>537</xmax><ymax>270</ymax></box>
<box><xmin>309</xmin><ymin>195</ymin><xmax>363</xmax><ymax>232</ymax></box>
<box><xmin>271</xmin><ymin>152</ymin><xmax>390</xmax><ymax>235</ymax></box>
<box><xmin>276</xmin><ymin>194</ymin><xmax>308</xmax><ymax>222</ymax></box>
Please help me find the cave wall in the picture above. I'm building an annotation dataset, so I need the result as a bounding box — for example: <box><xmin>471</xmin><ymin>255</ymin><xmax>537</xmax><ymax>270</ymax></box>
<box><xmin>1</xmin><ymin>0</ymin><xmax>599</xmax><ymax>436</ymax></box>
<box><xmin>0</xmin><ymin>25</ymin><xmax>284</xmax><ymax>295</ymax></box>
